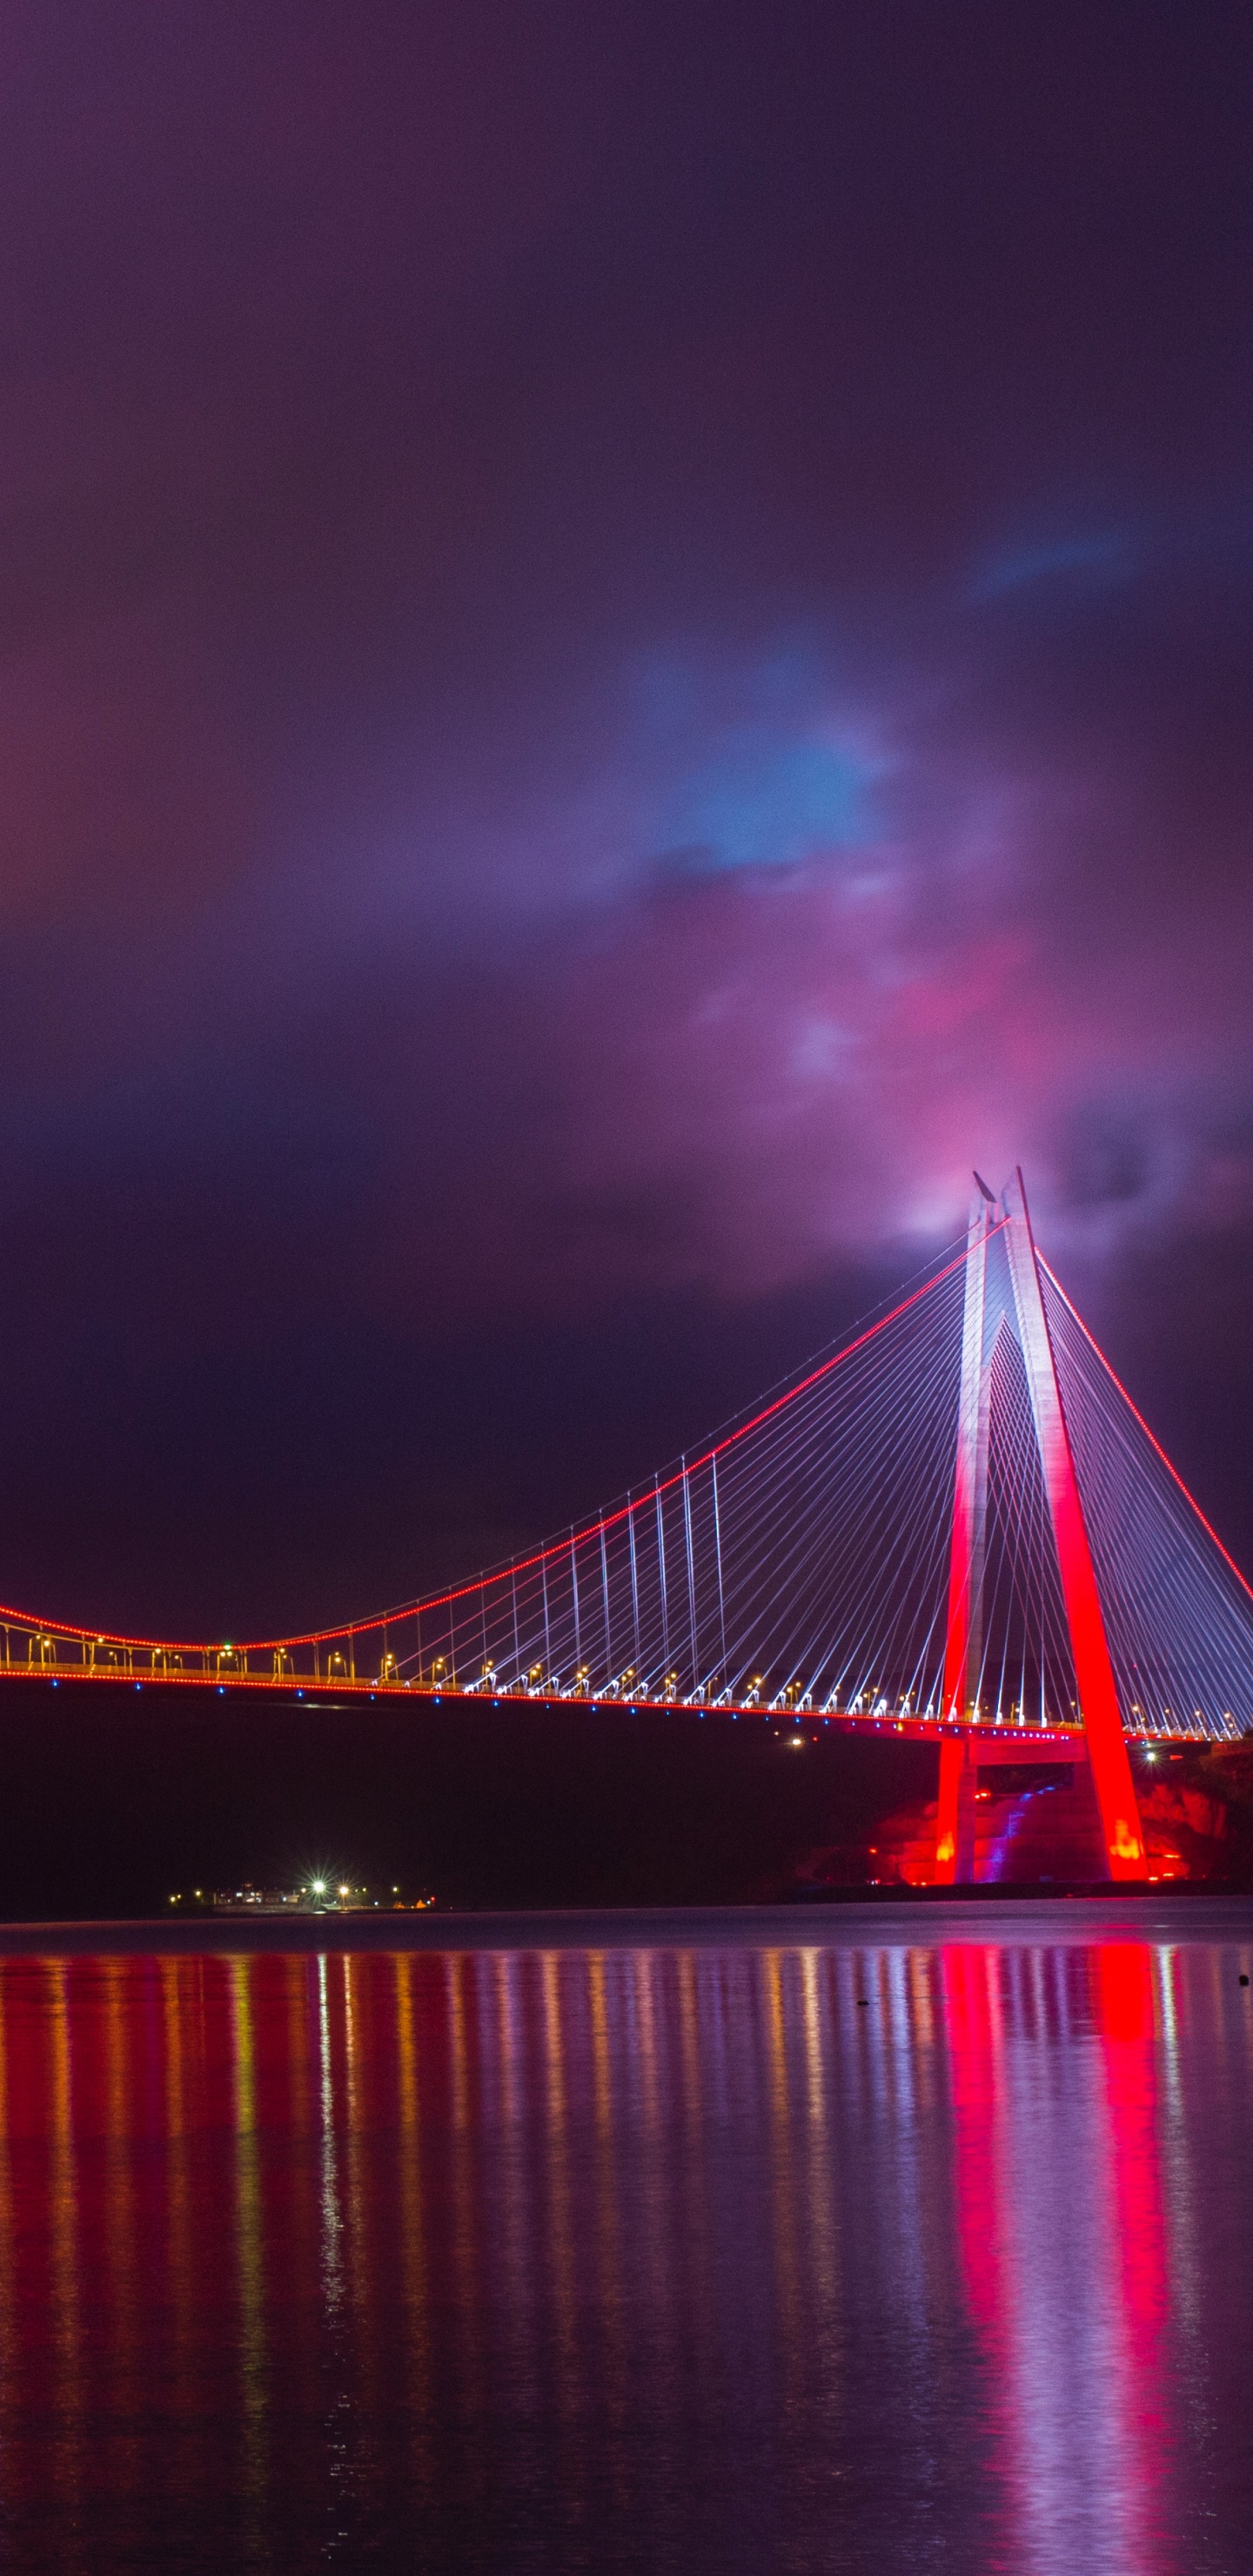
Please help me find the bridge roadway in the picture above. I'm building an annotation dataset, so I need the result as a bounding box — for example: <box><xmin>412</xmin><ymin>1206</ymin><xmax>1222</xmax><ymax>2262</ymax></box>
<box><xmin>0</xmin><ymin>1658</ymin><xmax>1205</xmax><ymax>1750</ymax></box>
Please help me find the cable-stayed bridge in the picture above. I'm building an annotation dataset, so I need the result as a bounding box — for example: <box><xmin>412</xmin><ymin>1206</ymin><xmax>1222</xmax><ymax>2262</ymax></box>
<box><xmin>3</xmin><ymin>1170</ymin><xmax>1253</xmax><ymax>1884</ymax></box>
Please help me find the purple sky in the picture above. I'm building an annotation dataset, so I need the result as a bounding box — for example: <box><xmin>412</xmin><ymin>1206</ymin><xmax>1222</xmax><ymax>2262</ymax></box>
<box><xmin>2</xmin><ymin>0</ymin><xmax>1251</xmax><ymax>1634</ymax></box>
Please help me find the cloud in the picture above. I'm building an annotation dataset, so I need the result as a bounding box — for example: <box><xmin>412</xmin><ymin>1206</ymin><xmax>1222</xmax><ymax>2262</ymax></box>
<box><xmin>652</xmin><ymin>735</ymin><xmax>878</xmax><ymax>878</ymax></box>
<box><xmin>968</xmin><ymin>529</ymin><xmax>1133</xmax><ymax>602</ymax></box>
<box><xmin>0</xmin><ymin>0</ymin><xmax>1250</xmax><ymax>1623</ymax></box>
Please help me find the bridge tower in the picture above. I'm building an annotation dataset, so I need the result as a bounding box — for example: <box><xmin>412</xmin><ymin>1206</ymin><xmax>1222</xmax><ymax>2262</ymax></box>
<box><xmin>935</xmin><ymin>1169</ymin><xmax>1146</xmax><ymax>1884</ymax></box>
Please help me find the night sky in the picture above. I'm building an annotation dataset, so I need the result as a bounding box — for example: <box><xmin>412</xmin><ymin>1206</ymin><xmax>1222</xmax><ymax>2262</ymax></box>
<box><xmin>3</xmin><ymin>0</ymin><xmax>1252</xmax><ymax>1649</ymax></box>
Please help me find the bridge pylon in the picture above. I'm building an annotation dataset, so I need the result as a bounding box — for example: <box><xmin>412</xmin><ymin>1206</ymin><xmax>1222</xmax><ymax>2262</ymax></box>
<box><xmin>935</xmin><ymin>1169</ymin><xmax>1146</xmax><ymax>1885</ymax></box>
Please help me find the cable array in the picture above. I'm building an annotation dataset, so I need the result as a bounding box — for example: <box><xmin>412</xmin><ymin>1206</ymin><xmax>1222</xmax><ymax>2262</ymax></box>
<box><xmin>395</xmin><ymin>1247</ymin><xmax>977</xmax><ymax>1712</ymax></box>
<box><xmin>401</xmin><ymin>1218</ymin><xmax>1253</xmax><ymax>1734</ymax></box>
<box><xmin>1043</xmin><ymin>1265</ymin><xmax>1253</xmax><ymax>1740</ymax></box>
<box><xmin>1</xmin><ymin>1216</ymin><xmax>1250</xmax><ymax>1740</ymax></box>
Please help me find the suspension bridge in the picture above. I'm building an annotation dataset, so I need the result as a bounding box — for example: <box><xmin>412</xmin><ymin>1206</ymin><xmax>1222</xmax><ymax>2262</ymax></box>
<box><xmin>3</xmin><ymin>1170</ymin><xmax>1252</xmax><ymax>1885</ymax></box>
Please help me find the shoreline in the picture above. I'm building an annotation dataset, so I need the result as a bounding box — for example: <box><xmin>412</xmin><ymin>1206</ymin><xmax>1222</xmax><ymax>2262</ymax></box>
<box><xmin>0</xmin><ymin>1890</ymin><xmax>1249</xmax><ymax>1952</ymax></box>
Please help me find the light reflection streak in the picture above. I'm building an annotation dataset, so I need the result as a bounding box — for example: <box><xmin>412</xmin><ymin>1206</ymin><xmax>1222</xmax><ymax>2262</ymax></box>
<box><xmin>488</xmin><ymin>1951</ymin><xmax>534</xmax><ymax>2434</ymax></box>
<box><xmin>392</xmin><ymin>1955</ymin><xmax>432</xmax><ymax>2486</ymax></box>
<box><xmin>269</xmin><ymin>1956</ymin><xmax>318</xmax><ymax>2451</ymax></box>
<box><xmin>0</xmin><ymin>1931</ymin><xmax>1244</xmax><ymax>2569</ymax></box>
<box><xmin>943</xmin><ymin>1941</ymin><xmax>1172</xmax><ymax>2576</ymax></box>
<box><xmin>626</xmin><ymin>1949</ymin><xmax>667</xmax><ymax>2351</ymax></box>
<box><xmin>0</xmin><ymin>1968</ymin><xmax>12</xmax><ymax>2444</ymax></box>
<box><xmin>228</xmin><ymin>1957</ymin><xmax>268</xmax><ymax>2545</ymax></box>
<box><xmin>317</xmin><ymin>1953</ymin><xmax>343</xmax><ymax>2320</ymax></box>
<box><xmin>448</xmin><ymin>1948</ymin><xmax>497</xmax><ymax>2519</ymax></box>
<box><xmin>796</xmin><ymin>1952</ymin><xmax>840</xmax><ymax>2381</ymax></box>
<box><xmin>675</xmin><ymin>1950</ymin><xmax>717</xmax><ymax>2381</ymax></box>
<box><xmin>341</xmin><ymin>1953</ymin><xmax>374</xmax><ymax>2410</ymax></box>
<box><xmin>1096</xmin><ymin>1946</ymin><xmax>1169</xmax><ymax>2564</ymax></box>
<box><xmin>159</xmin><ymin>1958</ymin><xmax>193</xmax><ymax>2376</ymax></box>
<box><xmin>102</xmin><ymin>1958</ymin><xmax>140</xmax><ymax>2432</ymax></box>
<box><xmin>880</xmin><ymin>1951</ymin><xmax>931</xmax><ymax>2345</ymax></box>
<box><xmin>316</xmin><ymin>1950</ymin><xmax>355</xmax><ymax>2553</ymax></box>
<box><xmin>763</xmin><ymin>1949</ymin><xmax>801</xmax><ymax>2401</ymax></box>
<box><xmin>539</xmin><ymin>1949</ymin><xmax>579</xmax><ymax>2433</ymax></box>
<box><xmin>587</xmin><ymin>1951</ymin><xmax>626</xmax><ymax>2465</ymax></box>
<box><xmin>45</xmin><ymin>1960</ymin><xmax>84</xmax><ymax>2552</ymax></box>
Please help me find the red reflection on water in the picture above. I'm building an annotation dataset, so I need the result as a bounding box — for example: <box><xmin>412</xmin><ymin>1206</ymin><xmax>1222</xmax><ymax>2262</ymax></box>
<box><xmin>941</xmin><ymin>1942</ymin><xmax>1169</xmax><ymax>2576</ymax></box>
<box><xmin>0</xmin><ymin>1934</ymin><xmax>1230</xmax><ymax>2574</ymax></box>
<box><xmin>942</xmin><ymin>1945</ymin><xmax>1002</xmax><ymax>2338</ymax></box>
<box><xmin>1096</xmin><ymin>1947</ymin><xmax>1167</xmax><ymax>2357</ymax></box>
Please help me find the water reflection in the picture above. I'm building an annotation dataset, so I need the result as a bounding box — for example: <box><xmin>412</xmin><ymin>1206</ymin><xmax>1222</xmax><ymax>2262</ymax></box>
<box><xmin>0</xmin><ymin>1931</ymin><xmax>1246</xmax><ymax>2571</ymax></box>
<box><xmin>945</xmin><ymin>1943</ymin><xmax>1168</xmax><ymax>2573</ymax></box>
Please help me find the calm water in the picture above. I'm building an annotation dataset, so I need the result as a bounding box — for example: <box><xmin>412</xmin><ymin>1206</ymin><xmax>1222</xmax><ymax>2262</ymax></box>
<box><xmin>0</xmin><ymin>1902</ymin><xmax>1250</xmax><ymax>2573</ymax></box>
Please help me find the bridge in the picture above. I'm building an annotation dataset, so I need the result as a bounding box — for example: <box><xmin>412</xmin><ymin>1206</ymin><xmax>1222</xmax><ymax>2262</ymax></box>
<box><xmin>3</xmin><ymin>1169</ymin><xmax>1252</xmax><ymax>1886</ymax></box>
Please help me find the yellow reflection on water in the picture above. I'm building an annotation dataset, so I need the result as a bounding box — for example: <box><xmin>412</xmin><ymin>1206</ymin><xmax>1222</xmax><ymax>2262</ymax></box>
<box><xmin>633</xmin><ymin>1948</ymin><xmax>660</xmax><ymax>2140</ymax></box>
<box><xmin>159</xmin><ymin>1958</ymin><xmax>196</xmax><ymax>2423</ymax></box>
<box><xmin>587</xmin><ymin>1951</ymin><xmax>626</xmax><ymax>2465</ymax></box>
<box><xmin>444</xmin><ymin>1948</ymin><xmax>481</xmax><ymax>2395</ymax></box>
<box><xmin>0</xmin><ymin>1970</ymin><xmax>13</xmax><ymax>2427</ymax></box>
<box><xmin>46</xmin><ymin>1961</ymin><xmax>84</xmax><ymax>2557</ymax></box>
<box><xmin>762</xmin><ymin>1950</ymin><xmax>801</xmax><ymax>2399</ymax></box>
<box><xmin>798</xmin><ymin>1948</ymin><xmax>839</xmax><ymax>2327</ymax></box>
<box><xmin>490</xmin><ymin>1951</ymin><xmax>534</xmax><ymax>2426</ymax></box>
<box><xmin>228</xmin><ymin>1956</ymin><xmax>268</xmax><ymax>2537</ymax></box>
<box><xmin>101</xmin><ymin>1956</ymin><xmax>139</xmax><ymax>2420</ymax></box>
<box><xmin>341</xmin><ymin>1952</ymin><xmax>375</xmax><ymax>2408</ymax></box>
<box><xmin>675</xmin><ymin>1949</ymin><xmax>714</xmax><ymax>2357</ymax></box>
<box><xmin>393</xmin><ymin>1953</ymin><xmax>431</xmax><ymax>2466</ymax></box>
<box><xmin>539</xmin><ymin>1949</ymin><xmax>578</xmax><ymax>2426</ymax></box>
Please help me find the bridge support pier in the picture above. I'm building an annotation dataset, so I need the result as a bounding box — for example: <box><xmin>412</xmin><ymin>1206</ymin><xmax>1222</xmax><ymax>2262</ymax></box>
<box><xmin>935</xmin><ymin>1731</ymin><xmax>1097</xmax><ymax>1884</ymax></box>
<box><xmin>937</xmin><ymin>1170</ymin><xmax>1146</xmax><ymax>1883</ymax></box>
<box><xmin>935</xmin><ymin>1737</ymin><xmax>977</xmax><ymax>1883</ymax></box>
<box><xmin>1002</xmin><ymin>1171</ymin><xmax>1146</xmax><ymax>1880</ymax></box>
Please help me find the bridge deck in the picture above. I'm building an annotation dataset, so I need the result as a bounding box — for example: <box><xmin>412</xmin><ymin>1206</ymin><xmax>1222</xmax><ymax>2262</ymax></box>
<box><xmin>0</xmin><ymin>1664</ymin><xmax>1213</xmax><ymax>1748</ymax></box>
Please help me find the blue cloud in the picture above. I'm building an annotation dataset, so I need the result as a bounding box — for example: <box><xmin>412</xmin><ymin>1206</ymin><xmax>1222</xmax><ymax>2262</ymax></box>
<box><xmin>969</xmin><ymin>530</ymin><xmax>1132</xmax><ymax>602</ymax></box>
<box><xmin>654</xmin><ymin>735</ymin><xmax>874</xmax><ymax>876</ymax></box>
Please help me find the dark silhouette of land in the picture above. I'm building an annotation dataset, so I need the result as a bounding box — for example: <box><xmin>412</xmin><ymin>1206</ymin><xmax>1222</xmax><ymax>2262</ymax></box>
<box><xmin>0</xmin><ymin>1682</ymin><xmax>1248</xmax><ymax>1918</ymax></box>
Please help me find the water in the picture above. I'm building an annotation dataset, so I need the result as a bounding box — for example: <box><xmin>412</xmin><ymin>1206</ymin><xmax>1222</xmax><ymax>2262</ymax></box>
<box><xmin>0</xmin><ymin>1901</ymin><xmax>1250</xmax><ymax>2573</ymax></box>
